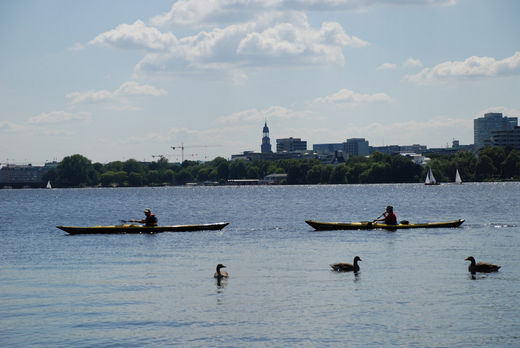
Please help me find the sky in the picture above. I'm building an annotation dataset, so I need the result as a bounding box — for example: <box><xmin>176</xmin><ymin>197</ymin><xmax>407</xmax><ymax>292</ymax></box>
<box><xmin>1</xmin><ymin>0</ymin><xmax>519</xmax><ymax>165</ymax></box>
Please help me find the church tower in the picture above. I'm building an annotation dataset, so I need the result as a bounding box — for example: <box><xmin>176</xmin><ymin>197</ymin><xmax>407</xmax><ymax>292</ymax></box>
<box><xmin>261</xmin><ymin>120</ymin><xmax>272</xmax><ymax>153</ymax></box>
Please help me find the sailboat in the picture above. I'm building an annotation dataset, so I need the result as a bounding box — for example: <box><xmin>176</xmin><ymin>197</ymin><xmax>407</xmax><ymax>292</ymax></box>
<box><xmin>46</xmin><ymin>180</ymin><xmax>52</xmax><ymax>189</ymax></box>
<box><xmin>424</xmin><ymin>167</ymin><xmax>440</xmax><ymax>185</ymax></box>
<box><xmin>455</xmin><ymin>169</ymin><xmax>462</xmax><ymax>184</ymax></box>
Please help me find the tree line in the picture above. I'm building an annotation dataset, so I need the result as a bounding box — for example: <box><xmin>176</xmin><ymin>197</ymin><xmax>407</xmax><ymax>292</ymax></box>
<box><xmin>43</xmin><ymin>146</ymin><xmax>520</xmax><ymax>188</ymax></box>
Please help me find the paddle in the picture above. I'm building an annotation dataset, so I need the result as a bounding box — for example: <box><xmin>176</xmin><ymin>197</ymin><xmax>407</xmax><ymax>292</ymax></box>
<box><xmin>372</xmin><ymin>212</ymin><xmax>385</xmax><ymax>223</ymax></box>
<box><xmin>120</xmin><ymin>219</ymin><xmax>140</xmax><ymax>224</ymax></box>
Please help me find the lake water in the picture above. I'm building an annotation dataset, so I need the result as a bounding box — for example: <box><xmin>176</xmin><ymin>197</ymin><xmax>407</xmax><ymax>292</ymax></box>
<box><xmin>1</xmin><ymin>183</ymin><xmax>519</xmax><ymax>347</ymax></box>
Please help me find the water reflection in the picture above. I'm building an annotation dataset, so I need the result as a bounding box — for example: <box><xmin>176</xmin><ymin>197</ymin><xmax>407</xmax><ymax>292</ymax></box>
<box><xmin>216</xmin><ymin>277</ymin><xmax>228</xmax><ymax>289</ymax></box>
<box><xmin>354</xmin><ymin>271</ymin><xmax>361</xmax><ymax>282</ymax></box>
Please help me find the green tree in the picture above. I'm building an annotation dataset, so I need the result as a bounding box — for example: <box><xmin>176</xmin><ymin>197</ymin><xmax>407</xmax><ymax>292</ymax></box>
<box><xmin>476</xmin><ymin>155</ymin><xmax>496</xmax><ymax>181</ymax></box>
<box><xmin>479</xmin><ymin>146</ymin><xmax>505</xmax><ymax>173</ymax></box>
<box><xmin>501</xmin><ymin>150</ymin><xmax>520</xmax><ymax>179</ymax></box>
<box><xmin>128</xmin><ymin>172</ymin><xmax>145</xmax><ymax>186</ymax></box>
<box><xmin>175</xmin><ymin>168</ymin><xmax>194</xmax><ymax>185</ymax></box>
<box><xmin>100</xmin><ymin>171</ymin><xmax>128</xmax><ymax>187</ymax></box>
<box><xmin>246</xmin><ymin>166</ymin><xmax>260</xmax><ymax>179</ymax></box>
<box><xmin>320</xmin><ymin>165</ymin><xmax>333</xmax><ymax>184</ymax></box>
<box><xmin>388</xmin><ymin>154</ymin><xmax>422</xmax><ymax>183</ymax></box>
<box><xmin>216</xmin><ymin>161</ymin><xmax>229</xmax><ymax>182</ymax></box>
<box><xmin>163</xmin><ymin>169</ymin><xmax>175</xmax><ymax>184</ymax></box>
<box><xmin>57</xmin><ymin>154</ymin><xmax>96</xmax><ymax>187</ymax></box>
<box><xmin>306</xmin><ymin>165</ymin><xmax>322</xmax><ymax>184</ymax></box>
<box><xmin>453</xmin><ymin>151</ymin><xmax>477</xmax><ymax>182</ymax></box>
<box><xmin>149</xmin><ymin>157</ymin><xmax>169</xmax><ymax>171</ymax></box>
<box><xmin>104</xmin><ymin>161</ymin><xmax>124</xmax><ymax>173</ymax></box>
<box><xmin>346</xmin><ymin>161</ymin><xmax>369</xmax><ymax>184</ymax></box>
<box><xmin>197</xmin><ymin>167</ymin><xmax>212</xmax><ymax>182</ymax></box>
<box><xmin>330</xmin><ymin>164</ymin><xmax>348</xmax><ymax>184</ymax></box>
<box><xmin>123</xmin><ymin>159</ymin><xmax>146</xmax><ymax>174</ymax></box>
<box><xmin>359</xmin><ymin>162</ymin><xmax>391</xmax><ymax>183</ymax></box>
<box><xmin>229</xmin><ymin>160</ymin><xmax>247</xmax><ymax>179</ymax></box>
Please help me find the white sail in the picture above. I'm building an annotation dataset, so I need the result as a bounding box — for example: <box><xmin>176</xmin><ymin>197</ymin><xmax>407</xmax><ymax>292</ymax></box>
<box><xmin>429</xmin><ymin>168</ymin><xmax>437</xmax><ymax>184</ymax></box>
<box><xmin>425</xmin><ymin>168</ymin><xmax>438</xmax><ymax>185</ymax></box>
<box><xmin>46</xmin><ymin>180</ymin><xmax>52</xmax><ymax>189</ymax></box>
<box><xmin>424</xmin><ymin>170</ymin><xmax>431</xmax><ymax>184</ymax></box>
<box><xmin>455</xmin><ymin>169</ymin><xmax>462</xmax><ymax>184</ymax></box>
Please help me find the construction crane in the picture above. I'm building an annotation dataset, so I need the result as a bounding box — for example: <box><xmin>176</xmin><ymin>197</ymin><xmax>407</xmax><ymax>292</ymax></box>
<box><xmin>171</xmin><ymin>143</ymin><xmax>219</xmax><ymax>162</ymax></box>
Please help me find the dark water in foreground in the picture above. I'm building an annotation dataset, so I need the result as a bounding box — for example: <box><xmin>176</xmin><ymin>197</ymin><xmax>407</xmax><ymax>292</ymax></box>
<box><xmin>1</xmin><ymin>183</ymin><xmax>519</xmax><ymax>347</ymax></box>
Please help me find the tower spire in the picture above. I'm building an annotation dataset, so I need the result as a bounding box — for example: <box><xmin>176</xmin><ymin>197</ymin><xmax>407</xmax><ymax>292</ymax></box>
<box><xmin>261</xmin><ymin>120</ymin><xmax>272</xmax><ymax>153</ymax></box>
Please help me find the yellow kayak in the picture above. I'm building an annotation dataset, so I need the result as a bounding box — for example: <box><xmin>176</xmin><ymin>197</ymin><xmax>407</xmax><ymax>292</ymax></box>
<box><xmin>305</xmin><ymin>219</ymin><xmax>464</xmax><ymax>231</ymax></box>
<box><xmin>57</xmin><ymin>222</ymin><xmax>229</xmax><ymax>234</ymax></box>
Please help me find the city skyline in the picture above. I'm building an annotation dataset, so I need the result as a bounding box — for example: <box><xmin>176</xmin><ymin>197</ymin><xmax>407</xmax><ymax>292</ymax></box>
<box><xmin>1</xmin><ymin>0</ymin><xmax>520</xmax><ymax>165</ymax></box>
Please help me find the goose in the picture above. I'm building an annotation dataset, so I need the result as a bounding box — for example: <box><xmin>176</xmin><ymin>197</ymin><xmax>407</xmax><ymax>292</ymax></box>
<box><xmin>465</xmin><ymin>256</ymin><xmax>501</xmax><ymax>273</ymax></box>
<box><xmin>330</xmin><ymin>256</ymin><xmax>361</xmax><ymax>272</ymax></box>
<box><xmin>214</xmin><ymin>264</ymin><xmax>229</xmax><ymax>278</ymax></box>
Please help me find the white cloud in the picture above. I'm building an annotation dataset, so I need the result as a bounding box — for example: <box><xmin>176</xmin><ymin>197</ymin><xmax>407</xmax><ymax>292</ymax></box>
<box><xmin>28</xmin><ymin>111</ymin><xmax>92</xmax><ymax>124</ymax></box>
<box><xmin>403</xmin><ymin>57</ymin><xmax>422</xmax><ymax>68</ymax></box>
<box><xmin>134</xmin><ymin>13</ymin><xmax>367</xmax><ymax>76</ymax></box>
<box><xmin>0</xmin><ymin>121</ymin><xmax>25</xmax><ymax>132</ymax></box>
<box><xmin>90</xmin><ymin>20</ymin><xmax>178</xmax><ymax>51</ymax></box>
<box><xmin>314</xmin><ymin>88</ymin><xmax>392</xmax><ymax>106</ymax></box>
<box><xmin>151</xmin><ymin>0</ymin><xmax>455</xmax><ymax>27</ymax></box>
<box><xmin>68</xmin><ymin>42</ymin><xmax>85</xmax><ymax>51</ymax></box>
<box><xmin>217</xmin><ymin>106</ymin><xmax>314</xmax><ymax>124</ymax></box>
<box><xmin>237</xmin><ymin>20</ymin><xmax>367</xmax><ymax>65</ymax></box>
<box><xmin>89</xmin><ymin>11</ymin><xmax>367</xmax><ymax>78</ymax></box>
<box><xmin>407</xmin><ymin>51</ymin><xmax>520</xmax><ymax>83</ymax></box>
<box><xmin>377</xmin><ymin>62</ymin><xmax>397</xmax><ymax>70</ymax></box>
<box><xmin>66</xmin><ymin>81</ymin><xmax>167</xmax><ymax>105</ymax></box>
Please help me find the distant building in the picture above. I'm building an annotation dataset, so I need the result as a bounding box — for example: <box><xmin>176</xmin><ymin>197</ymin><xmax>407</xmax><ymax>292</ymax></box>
<box><xmin>399</xmin><ymin>144</ymin><xmax>428</xmax><ymax>153</ymax></box>
<box><xmin>276</xmin><ymin>137</ymin><xmax>307</xmax><ymax>153</ymax></box>
<box><xmin>370</xmin><ymin>145</ymin><xmax>401</xmax><ymax>154</ymax></box>
<box><xmin>313</xmin><ymin>143</ymin><xmax>344</xmax><ymax>154</ymax></box>
<box><xmin>370</xmin><ymin>144</ymin><xmax>428</xmax><ymax>155</ymax></box>
<box><xmin>0</xmin><ymin>162</ymin><xmax>57</xmax><ymax>188</ymax></box>
<box><xmin>401</xmin><ymin>153</ymin><xmax>428</xmax><ymax>166</ymax></box>
<box><xmin>231</xmin><ymin>150</ymin><xmax>316</xmax><ymax>161</ymax></box>
<box><xmin>261</xmin><ymin>121</ymin><xmax>272</xmax><ymax>153</ymax></box>
<box><xmin>344</xmin><ymin>138</ymin><xmax>369</xmax><ymax>156</ymax></box>
<box><xmin>484</xmin><ymin>126</ymin><xmax>520</xmax><ymax>150</ymax></box>
<box><xmin>474</xmin><ymin>112</ymin><xmax>518</xmax><ymax>150</ymax></box>
<box><xmin>260</xmin><ymin>173</ymin><xmax>287</xmax><ymax>184</ymax></box>
<box><xmin>315</xmin><ymin>139</ymin><xmax>370</xmax><ymax>157</ymax></box>
<box><xmin>330</xmin><ymin>151</ymin><xmax>347</xmax><ymax>164</ymax></box>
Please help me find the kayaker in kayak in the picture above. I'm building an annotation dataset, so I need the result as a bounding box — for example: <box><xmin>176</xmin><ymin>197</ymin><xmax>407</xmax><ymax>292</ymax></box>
<box><xmin>130</xmin><ymin>208</ymin><xmax>158</xmax><ymax>226</ymax></box>
<box><xmin>374</xmin><ymin>205</ymin><xmax>397</xmax><ymax>225</ymax></box>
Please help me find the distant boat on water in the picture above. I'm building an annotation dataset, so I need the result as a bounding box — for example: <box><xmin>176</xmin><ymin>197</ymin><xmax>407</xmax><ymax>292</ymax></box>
<box><xmin>424</xmin><ymin>167</ymin><xmax>440</xmax><ymax>185</ymax></box>
<box><xmin>46</xmin><ymin>180</ymin><xmax>52</xmax><ymax>189</ymax></box>
<box><xmin>455</xmin><ymin>169</ymin><xmax>462</xmax><ymax>184</ymax></box>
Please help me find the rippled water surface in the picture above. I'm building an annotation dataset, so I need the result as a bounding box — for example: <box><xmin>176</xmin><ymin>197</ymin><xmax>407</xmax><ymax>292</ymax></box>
<box><xmin>1</xmin><ymin>183</ymin><xmax>519</xmax><ymax>347</ymax></box>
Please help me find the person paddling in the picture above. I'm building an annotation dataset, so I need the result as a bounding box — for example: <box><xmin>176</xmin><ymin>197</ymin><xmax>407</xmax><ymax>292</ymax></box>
<box><xmin>130</xmin><ymin>208</ymin><xmax>158</xmax><ymax>226</ymax></box>
<box><xmin>374</xmin><ymin>205</ymin><xmax>397</xmax><ymax>225</ymax></box>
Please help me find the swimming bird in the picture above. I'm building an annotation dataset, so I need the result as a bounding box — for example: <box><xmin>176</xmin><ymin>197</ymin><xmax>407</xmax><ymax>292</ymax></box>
<box><xmin>330</xmin><ymin>256</ymin><xmax>361</xmax><ymax>272</ymax></box>
<box><xmin>465</xmin><ymin>256</ymin><xmax>501</xmax><ymax>273</ymax></box>
<box><xmin>214</xmin><ymin>264</ymin><xmax>229</xmax><ymax>278</ymax></box>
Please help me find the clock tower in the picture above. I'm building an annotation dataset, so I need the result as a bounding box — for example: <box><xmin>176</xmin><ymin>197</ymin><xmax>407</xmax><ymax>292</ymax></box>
<box><xmin>261</xmin><ymin>121</ymin><xmax>272</xmax><ymax>153</ymax></box>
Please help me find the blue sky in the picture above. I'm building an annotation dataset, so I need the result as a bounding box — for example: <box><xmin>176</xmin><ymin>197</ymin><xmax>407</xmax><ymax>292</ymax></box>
<box><xmin>1</xmin><ymin>0</ymin><xmax>519</xmax><ymax>164</ymax></box>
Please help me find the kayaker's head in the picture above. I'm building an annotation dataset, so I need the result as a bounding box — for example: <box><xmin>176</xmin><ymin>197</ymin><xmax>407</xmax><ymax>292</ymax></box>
<box><xmin>144</xmin><ymin>208</ymin><xmax>151</xmax><ymax>216</ymax></box>
<box><xmin>386</xmin><ymin>205</ymin><xmax>393</xmax><ymax>213</ymax></box>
